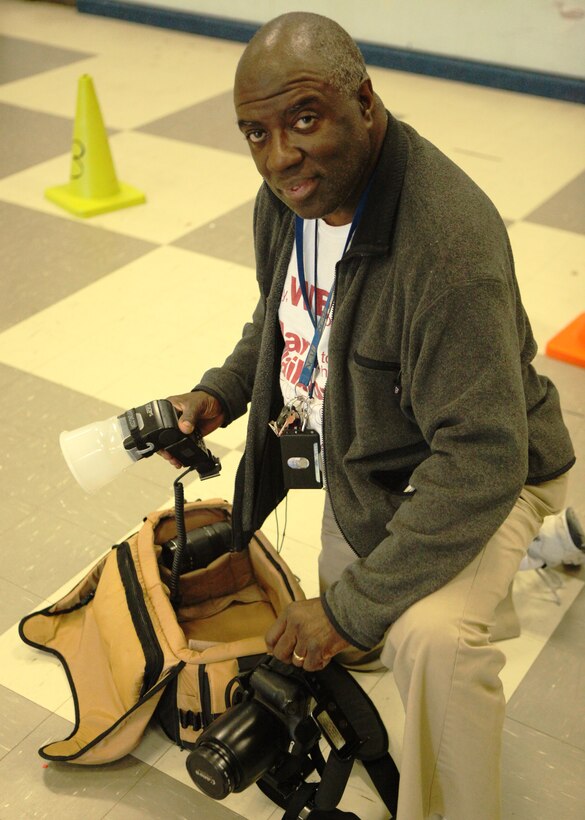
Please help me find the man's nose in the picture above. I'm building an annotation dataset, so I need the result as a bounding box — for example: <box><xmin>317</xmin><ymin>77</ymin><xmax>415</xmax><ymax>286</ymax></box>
<box><xmin>266</xmin><ymin>130</ymin><xmax>302</xmax><ymax>173</ymax></box>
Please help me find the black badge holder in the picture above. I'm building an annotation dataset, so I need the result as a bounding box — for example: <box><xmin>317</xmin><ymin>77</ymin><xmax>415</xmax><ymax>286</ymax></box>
<box><xmin>280</xmin><ymin>429</ymin><xmax>323</xmax><ymax>489</ymax></box>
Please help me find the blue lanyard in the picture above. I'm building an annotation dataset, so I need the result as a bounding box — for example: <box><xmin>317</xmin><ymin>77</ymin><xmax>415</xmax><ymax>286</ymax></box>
<box><xmin>294</xmin><ymin>181</ymin><xmax>372</xmax><ymax>394</ymax></box>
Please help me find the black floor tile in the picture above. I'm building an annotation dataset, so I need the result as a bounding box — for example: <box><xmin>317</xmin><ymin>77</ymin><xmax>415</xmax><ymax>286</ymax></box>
<box><xmin>502</xmin><ymin>717</ymin><xmax>585</xmax><ymax>819</ymax></box>
<box><xmin>0</xmin><ymin>366</ymin><xmax>124</xmax><ymax>438</ymax></box>
<box><xmin>106</xmin><ymin>765</ymin><xmax>243</xmax><ymax>819</ymax></box>
<box><xmin>0</xmin><ymin>497</ymin><xmax>37</xmax><ymax>540</ymax></box>
<box><xmin>173</xmin><ymin>199</ymin><xmax>255</xmax><ymax>268</ymax></box>
<box><xmin>507</xmin><ymin>586</ymin><xmax>585</xmax><ymax>752</ymax></box>
<box><xmin>0</xmin><ymin>36</ymin><xmax>92</xmax><ymax>85</ymax></box>
<box><xmin>2</xmin><ymin>503</ymin><xmax>109</xmax><ymax>598</ymax></box>
<box><xmin>0</xmin><ymin>201</ymin><xmax>155</xmax><ymax>331</ymax></box>
<box><xmin>525</xmin><ymin>171</ymin><xmax>585</xmax><ymax>236</ymax></box>
<box><xmin>0</xmin><ymin>576</ymin><xmax>44</xmax><ymax>635</ymax></box>
<box><xmin>0</xmin><ymin>685</ymin><xmax>52</xmax><ymax>761</ymax></box>
<box><xmin>535</xmin><ymin>354</ymin><xmax>585</xmax><ymax>417</ymax></box>
<box><xmin>138</xmin><ymin>91</ymin><xmax>249</xmax><ymax>156</ymax></box>
<box><xmin>0</xmin><ymin>102</ymin><xmax>75</xmax><ymax>178</ymax></box>
<box><xmin>0</xmin><ymin>712</ymin><xmax>151</xmax><ymax>819</ymax></box>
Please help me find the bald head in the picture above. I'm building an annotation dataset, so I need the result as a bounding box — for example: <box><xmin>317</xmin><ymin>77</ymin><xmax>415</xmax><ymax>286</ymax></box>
<box><xmin>233</xmin><ymin>12</ymin><xmax>387</xmax><ymax>225</ymax></box>
<box><xmin>237</xmin><ymin>12</ymin><xmax>368</xmax><ymax>97</ymax></box>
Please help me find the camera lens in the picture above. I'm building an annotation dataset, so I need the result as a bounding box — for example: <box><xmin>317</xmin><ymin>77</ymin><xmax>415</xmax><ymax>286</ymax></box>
<box><xmin>186</xmin><ymin>742</ymin><xmax>236</xmax><ymax>800</ymax></box>
<box><xmin>161</xmin><ymin>520</ymin><xmax>232</xmax><ymax>572</ymax></box>
<box><xmin>186</xmin><ymin>701</ymin><xmax>289</xmax><ymax>798</ymax></box>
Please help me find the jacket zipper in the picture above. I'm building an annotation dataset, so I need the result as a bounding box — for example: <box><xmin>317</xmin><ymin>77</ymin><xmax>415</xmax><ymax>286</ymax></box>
<box><xmin>321</xmin><ymin>386</ymin><xmax>359</xmax><ymax>558</ymax></box>
<box><xmin>117</xmin><ymin>543</ymin><xmax>165</xmax><ymax>696</ymax></box>
<box><xmin>394</xmin><ymin>368</ymin><xmax>402</xmax><ymax>395</ymax></box>
<box><xmin>322</xmin><ymin>275</ymin><xmax>360</xmax><ymax>558</ymax></box>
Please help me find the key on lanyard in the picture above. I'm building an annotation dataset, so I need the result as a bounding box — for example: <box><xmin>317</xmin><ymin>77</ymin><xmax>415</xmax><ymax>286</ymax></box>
<box><xmin>269</xmin><ymin>395</ymin><xmax>311</xmax><ymax>437</ymax></box>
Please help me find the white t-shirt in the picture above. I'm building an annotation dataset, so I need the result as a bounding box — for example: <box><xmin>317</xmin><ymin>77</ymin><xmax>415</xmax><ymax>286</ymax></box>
<box><xmin>278</xmin><ymin>218</ymin><xmax>351</xmax><ymax>443</ymax></box>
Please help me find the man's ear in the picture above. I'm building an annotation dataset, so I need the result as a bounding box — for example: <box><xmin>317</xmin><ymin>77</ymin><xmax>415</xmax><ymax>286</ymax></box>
<box><xmin>357</xmin><ymin>77</ymin><xmax>376</xmax><ymax>121</ymax></box>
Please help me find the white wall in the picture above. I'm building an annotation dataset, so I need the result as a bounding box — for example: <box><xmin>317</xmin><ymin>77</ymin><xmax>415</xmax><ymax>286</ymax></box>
<box><xmin>120</xmin><ymin>0</ymin><xmax>585</xmax><ymax>79</ymax></box>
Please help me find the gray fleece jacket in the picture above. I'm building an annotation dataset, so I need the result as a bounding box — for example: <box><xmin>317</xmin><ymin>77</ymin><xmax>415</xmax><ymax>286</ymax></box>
<box><xmin>196</xmin><ymin>113</ymin><xmax>575</xmax><ymax>650</ymax></box>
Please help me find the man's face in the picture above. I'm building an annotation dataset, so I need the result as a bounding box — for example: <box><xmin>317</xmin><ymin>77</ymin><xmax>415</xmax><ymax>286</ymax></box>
<box><xmin>234</xmin><ymin>55</ymin><xmax>374</xmax><ymax>226</ymax></box>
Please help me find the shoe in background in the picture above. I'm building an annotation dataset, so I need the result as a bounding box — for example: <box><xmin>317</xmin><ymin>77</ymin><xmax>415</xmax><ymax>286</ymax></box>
<box><xmin>520</xmin><ymin>508</ymin><xmax>585</xmax><ymax>571</ymax></box>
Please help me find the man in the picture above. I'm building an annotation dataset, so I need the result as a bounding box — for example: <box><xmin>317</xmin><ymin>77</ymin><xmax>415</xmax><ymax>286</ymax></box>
<box><xmin>164</xmin><ymin>13</ymin><xmax>575</xmax><ymax>820</ymax></box>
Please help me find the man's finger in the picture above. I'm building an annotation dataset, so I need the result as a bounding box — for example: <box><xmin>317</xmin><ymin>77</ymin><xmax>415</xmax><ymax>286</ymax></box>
<box><xmin>157</xmin><ymin>450</ymin><xmax>183</xmax><ymax>468</ymax></box>
<box><xmin>167</xmin><ymin>398</ymin><xmax>196</xmax><ymax>433</ymax></box>
<box><xmin>178</xmin><ymin>417</ymin><xmax>194</xmax><ymax>434</ymax></box>
<box><xmin>265</xmin><ymin>613</ymin><xmax>287</xmax><ymax>650</ymax></box>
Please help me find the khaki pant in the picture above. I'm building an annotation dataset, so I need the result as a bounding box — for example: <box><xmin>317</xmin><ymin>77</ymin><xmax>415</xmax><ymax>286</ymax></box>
<box><xmin>319</xmin><ymin>475</ymin><xmax>568</xmax><ymax>820</ymax></box>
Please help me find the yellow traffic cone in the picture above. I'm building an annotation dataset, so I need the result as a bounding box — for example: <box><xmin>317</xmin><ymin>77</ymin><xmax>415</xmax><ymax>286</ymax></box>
<box><xmin>45</xmin><ymin>74</ymin><xmax>145</xmax><ymax>217</ymax></box>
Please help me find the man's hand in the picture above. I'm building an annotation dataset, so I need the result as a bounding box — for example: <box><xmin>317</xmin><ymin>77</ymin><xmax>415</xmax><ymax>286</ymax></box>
<box><xmin>265</xmin><ymin>598</ymin><xmax>351</xmax><ymax>672</ymax></box>
<box><xmin>159</xmin><ymin>390</ymin><xmax>225</xmax><ymax>468</ymax></box>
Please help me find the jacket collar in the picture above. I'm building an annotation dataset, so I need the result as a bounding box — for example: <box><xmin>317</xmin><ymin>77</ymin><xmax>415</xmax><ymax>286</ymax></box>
<box><xmin>346</xmin><ymin>111</ymin><xmax>409</xmax><ymax>258</ymax></box>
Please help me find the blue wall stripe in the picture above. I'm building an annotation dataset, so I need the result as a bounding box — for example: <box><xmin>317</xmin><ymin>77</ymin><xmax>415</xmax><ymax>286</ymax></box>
<box><xmin>78</xmin><ymin>0</ymin><xmax>585</xmax><ymax>104</ymax></box>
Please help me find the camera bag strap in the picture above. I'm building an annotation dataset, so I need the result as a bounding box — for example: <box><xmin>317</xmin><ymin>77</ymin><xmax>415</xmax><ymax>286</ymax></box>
<box><xmin>256</xmin><ymin>658</ymin><xmax>399</xmax><ymax>819</ymax></box>
<box><xmin>281</xmin><ymin>783</ymin><xmax>359</xmax><ymax>820</ymax></box>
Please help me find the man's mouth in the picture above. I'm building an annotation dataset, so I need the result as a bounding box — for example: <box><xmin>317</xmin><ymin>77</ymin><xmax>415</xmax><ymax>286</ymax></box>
<box><xmin>280</xmin><ymin>178</ymin><xmax>318</xmax><ymax>203</ymax></box>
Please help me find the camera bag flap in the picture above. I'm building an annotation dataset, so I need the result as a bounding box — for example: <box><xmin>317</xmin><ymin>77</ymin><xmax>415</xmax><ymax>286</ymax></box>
<box><xmin>18</xmin><ymin>498</ymin><xmax>305</xmax><ymax>764</ymax></box>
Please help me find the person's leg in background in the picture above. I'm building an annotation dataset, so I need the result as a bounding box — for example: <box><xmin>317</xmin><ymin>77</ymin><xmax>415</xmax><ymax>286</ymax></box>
<box><xmin>320</xmin><ymin>474</ymin><xmax>568</xmax><ymax>820</ymax></box>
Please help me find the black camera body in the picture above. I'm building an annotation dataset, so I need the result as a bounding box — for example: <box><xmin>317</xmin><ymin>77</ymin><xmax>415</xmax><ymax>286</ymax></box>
<box><xmin>186</xmin><ymin>656</ymin><xmax>363</xmax><ymax>803</ymax></box>
<box><xmin>118</xmin><ymin>398</ymin><xmax>221</xmax><ymax>479</ymax></box>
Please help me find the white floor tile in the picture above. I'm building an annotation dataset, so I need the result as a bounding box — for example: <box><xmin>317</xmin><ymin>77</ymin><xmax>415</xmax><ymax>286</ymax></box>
<box><xmin>0</xmin><ymin>133</ymin><xmax>261</xmax><ymax>244</ymax></box>
<box><xmin>0</xmin><ymin>30</ymin><xmax>241</xmax><ymax>130</ymax></box>
<box><xmin>498</xmin><ymin>570</ymin><xmax>583</xmax><ymax>701</ymax></box>
<box><xmin>508</xmin><ymin>222</ymin><xmax>585</xmax><ymax>350</ymax></box>
<box><xmin>369</xmin><ymin>65</ymin><xmax>585</xmax><ymax>220</ymax></box>
<box><xmin>0</xmin><ymin>0</ymin><xmax>206</xmax><ymax>58</ymax></box>
<box><xmin>261</xmin><ymin>489</ymin><xmax>326</xmax><ymax>555</ymax></box>
<box><xmin>206</xmin><ymin>413</ymin><xmax>249</xmax><ymax>451</ymax></box>
<box><xmin>499</xmin><ymin>631</ymin><xmax>553</xmax><ymax>704</ymax></box>
<box><xmin>131</xmin><ymin>722</ymin><xmax>176</xmax><ymax>767</ymax></box>
<box><xmin>512</xmin><ymin>569</ymin><xmax>584</xmax><ymax>641</ymax></box>
<box><xmin>358</xmin><ymin>668</ymin><xmax>405</xmax><ymax>769</ymax></box>
<box><xmin>53</xmin><ymin>696</ymin><xmax>75</xmax><ymax>723</ymax></box>
<box><xmin>0</xmin><ymin>624</ymin><xmax>71</xmax><ymax>714</ymax></box>
<box><xmin>0</xmin><ymin>246</ymin><xmax>258</xmax><ymax>404</ymax></box>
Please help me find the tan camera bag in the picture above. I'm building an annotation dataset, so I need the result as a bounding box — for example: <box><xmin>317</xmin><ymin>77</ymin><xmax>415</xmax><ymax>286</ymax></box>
<box><xmin>19</xmin><ymin>498</ymin><xmax>304</xmax><ymax>765</ymax></box>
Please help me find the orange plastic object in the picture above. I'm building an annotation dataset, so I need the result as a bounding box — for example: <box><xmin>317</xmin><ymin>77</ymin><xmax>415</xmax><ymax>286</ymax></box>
<box><xmin>546</xmin><ymin>313</ymin><xmax>585</xmax><ymax>368</ymax></box>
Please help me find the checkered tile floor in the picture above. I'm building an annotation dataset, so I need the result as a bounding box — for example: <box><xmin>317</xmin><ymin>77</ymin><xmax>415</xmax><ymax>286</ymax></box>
<box><xmin>0</xmin><ymin>2</ymin><xmax>584</xmax><ymax>818</ymax></box>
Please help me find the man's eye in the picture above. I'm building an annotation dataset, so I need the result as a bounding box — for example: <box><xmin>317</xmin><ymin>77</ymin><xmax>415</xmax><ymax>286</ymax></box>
<box><xmin>295</xmin><ymin>115</ymin><xmax>317</xmax><ymax>130</ymax></box>
<box><xmin>246</xmin><ymin>130</ymin><xmax>266</xmax><ymax>144</ymax></box>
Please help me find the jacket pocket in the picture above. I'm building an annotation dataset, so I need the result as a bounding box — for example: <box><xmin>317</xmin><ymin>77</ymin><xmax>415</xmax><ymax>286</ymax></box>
<box><xmin>369</xmin><ymin>468</ymin><xmax>417</xmax><ymax>497</ymax></box>
<box><xmin>353</xmin><ymin>352</ymin><xmax>402</xmax><ymax>394</ymax></box>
